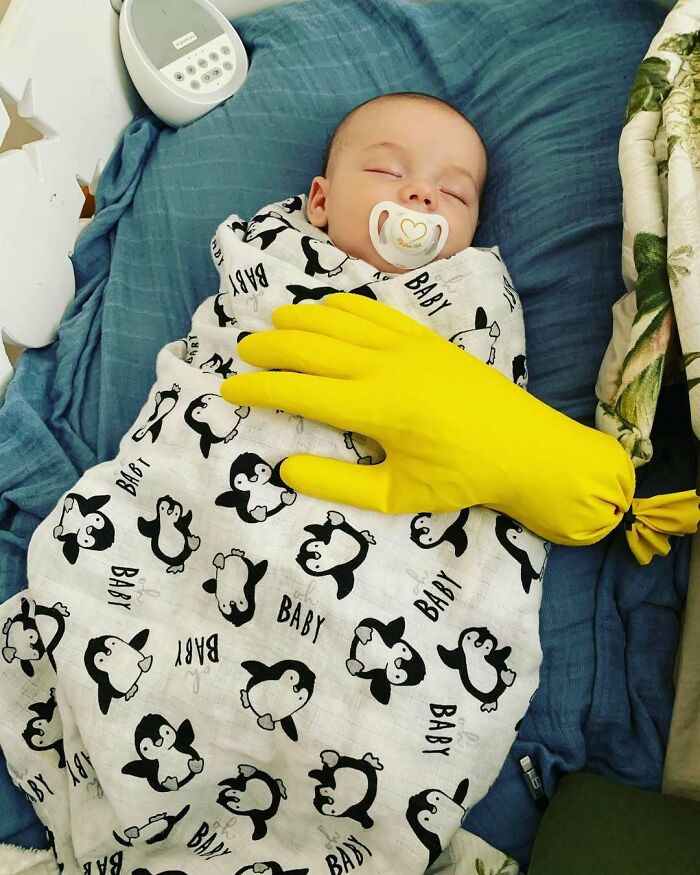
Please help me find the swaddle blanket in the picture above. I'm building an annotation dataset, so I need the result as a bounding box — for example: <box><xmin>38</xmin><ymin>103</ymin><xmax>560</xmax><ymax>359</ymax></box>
<box><xmin>0</xmin><ymin>196</ymin><xmax>546</xmax><ymax>875</ymax></box>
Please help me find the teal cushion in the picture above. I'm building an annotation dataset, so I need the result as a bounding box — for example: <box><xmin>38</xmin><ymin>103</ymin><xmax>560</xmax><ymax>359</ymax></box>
<box><xmin>99</xmin><ymin>0</ymin><xmax>665</xmax><ymax>439</ymax></box>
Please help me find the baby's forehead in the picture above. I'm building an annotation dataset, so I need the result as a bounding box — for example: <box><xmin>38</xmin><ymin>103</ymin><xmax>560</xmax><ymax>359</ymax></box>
<box><xmin>344</xmin><ymin>102</ymin><xmax>483</xmax><ymax>158</ymax></box>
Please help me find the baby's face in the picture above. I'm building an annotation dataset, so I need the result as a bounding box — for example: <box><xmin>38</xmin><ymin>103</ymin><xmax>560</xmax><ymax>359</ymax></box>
<box><xmin>307</xmin><ymin>99</ymin><xmax>487</xmax><ymax>274</ymax></box>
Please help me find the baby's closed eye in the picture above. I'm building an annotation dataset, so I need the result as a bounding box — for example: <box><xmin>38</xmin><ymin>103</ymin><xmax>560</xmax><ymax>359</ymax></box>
<box><xmin>441</xmin><ymin>189</ymin><xmax>468</xmax><ymax>205</ymax></box>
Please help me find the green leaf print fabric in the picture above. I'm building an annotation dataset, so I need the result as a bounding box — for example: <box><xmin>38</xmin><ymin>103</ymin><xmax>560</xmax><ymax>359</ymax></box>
<box><xmin>596</xmin><ymin>0</ymin><xmax>700</xmax><ymax>465</ymax></box>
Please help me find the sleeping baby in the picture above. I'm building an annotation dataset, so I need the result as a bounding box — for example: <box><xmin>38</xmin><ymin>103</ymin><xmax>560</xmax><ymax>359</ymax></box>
<box><xmin>306</xmin><ymin>92</ymin><xmax>486</xmax><ymax>278</ymax></box>
<box><xmin>0</xmin><ymin>92</ymin><xmax>546</xmax><ymax>874</ymax></box>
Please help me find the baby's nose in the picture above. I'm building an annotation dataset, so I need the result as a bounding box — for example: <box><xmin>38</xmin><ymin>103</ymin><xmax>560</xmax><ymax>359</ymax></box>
<box><xmin>400</xmin><ymin>181</ymin><xmax>436</xmax><ymax>209</ymax></box>
<box><xmin>410</xmin><ymin>192</ymin><xmax>432</xmax><ymax>207</ymax></box>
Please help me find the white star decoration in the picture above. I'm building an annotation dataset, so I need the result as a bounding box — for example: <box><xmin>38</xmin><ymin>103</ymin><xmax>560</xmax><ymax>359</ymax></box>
<box><xmin>0</xmin><ymin>86</ymin><xmax>44</xmax><ymax>155</ymax></box>
<box><xmin>0</xmin><ymin>0</ymin><xmax>139</xmax><ymax>371</ymax></box>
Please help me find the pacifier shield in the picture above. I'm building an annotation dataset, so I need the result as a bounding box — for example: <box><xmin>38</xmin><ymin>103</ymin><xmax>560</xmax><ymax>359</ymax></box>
<box><xmin>399</xmin><ymin>218</ymin><xmax>428</xmax><ymax>243</ymax></box>
<box><xmin>369</xmin><ymin>201</ymin><xmax>449</xmax><ymax>269</ymax></box>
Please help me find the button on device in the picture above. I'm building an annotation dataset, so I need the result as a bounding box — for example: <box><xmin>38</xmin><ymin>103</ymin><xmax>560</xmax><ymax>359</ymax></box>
<box><xmin>209</xmin><ymin>51</ymin><xmax>219</xmax><ymax>61</ymax></box>
<box><xmin>221</xmin><ymin>44</ymin><xmax>230</xmax><ymax>55</ymax></box>
<box><xmin>186</xmin><ymin>64</ymin><xmax>196</xmax><ymax>75</ymax></box>
<box><xmin>202</xmin><ymin>72</ymin><xmax>211</xmax><ymax>82</ymax></box>
<box><xmin>210</xmin><ymin>67</ymin><xmax>221</xmax><ymax>78</ymax></box>
<box><xmin>190</xmin><ymin>80</ymin><xmax>200</xmax><ymax>89</ymax></box>
<box><xmin>223</xmin><ymin>61</ymin><xmax>233</xmax><ymax>71</ymax></box>
<box><xmin>174</xmin><ymin>72</ymin><xmax>184</xmax><ymax>81</ymax></box>
<box><xmin>197</xmin><ymin>58</ymin><xmax>208</xmax><ymax>68</ymax></box>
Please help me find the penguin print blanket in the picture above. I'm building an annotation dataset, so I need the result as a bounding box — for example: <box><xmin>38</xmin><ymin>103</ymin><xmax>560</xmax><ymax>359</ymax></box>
<box><xmin>0</xmin><ymin>195</ymin><xmax>547</xmax><ymax>875</ymax></box>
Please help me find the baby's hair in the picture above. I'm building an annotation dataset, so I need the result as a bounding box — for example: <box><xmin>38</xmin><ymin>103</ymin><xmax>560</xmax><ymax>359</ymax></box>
<box><xmin>320</xmin><ymin>92</ymin><xmax>488</xmax><ymax>186</ymax></box>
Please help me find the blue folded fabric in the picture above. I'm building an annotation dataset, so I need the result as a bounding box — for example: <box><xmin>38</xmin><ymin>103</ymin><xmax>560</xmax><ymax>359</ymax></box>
<box><xmin>1</xmin><ymin>0</ymin><xmax>688</xmax><ymax>863</ymax></box>
<box><xmin>0</xmin><ymin>118</ymin><xmax>162</xmax><ymax>849</ymax></box>
<box><xmin>463</xmin><ymin>386</ymin><xmax>695</xmax><ymax>862</ymax></box>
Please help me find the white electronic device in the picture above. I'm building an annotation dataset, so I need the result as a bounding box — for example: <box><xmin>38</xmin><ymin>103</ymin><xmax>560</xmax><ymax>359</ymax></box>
<box><xmin>116</xmin><ymin>0</ymin><xmax>249</xmax><ymax>128</ymax></box>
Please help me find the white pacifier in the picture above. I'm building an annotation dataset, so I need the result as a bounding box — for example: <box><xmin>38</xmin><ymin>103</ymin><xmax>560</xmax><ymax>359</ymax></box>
<box><xmin>368</xmin><ymin>201</ymin><xmax>449</xmax><ymax>270</ymax></box>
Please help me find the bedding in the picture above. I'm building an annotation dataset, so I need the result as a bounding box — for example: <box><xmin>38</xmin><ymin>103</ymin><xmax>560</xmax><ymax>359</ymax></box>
<box><xmin>0</xmin><ymin>196</ymin><xmax>545</xmax><ymax>873</ymax></box>
<box><xmin>596</xmin><ymin>0</ymin><xmax>700</xmax><ymax>465</ymax></box>
<box><xmin>0</xmin><ymin>0</ymin><xmax>688</xmax><ymax>866</ymax></box>
<box><xmin>0</xmin><ymin>831</ymin><xmax>521</xmax><ymax>875</ymax></box>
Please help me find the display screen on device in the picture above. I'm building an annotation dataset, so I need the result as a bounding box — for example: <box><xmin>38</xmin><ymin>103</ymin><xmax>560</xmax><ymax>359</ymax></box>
<box><xmin>132</xmin><ymin>0</ymin><xmax>223</xmax><ymax>69</ymax></box>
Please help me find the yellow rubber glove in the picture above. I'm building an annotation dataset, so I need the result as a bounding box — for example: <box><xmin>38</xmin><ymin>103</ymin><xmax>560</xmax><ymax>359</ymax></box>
<box><xmin>220</xmin><ymin>292</ymin><xmax>700</xmax><ymax>563</ymax></box>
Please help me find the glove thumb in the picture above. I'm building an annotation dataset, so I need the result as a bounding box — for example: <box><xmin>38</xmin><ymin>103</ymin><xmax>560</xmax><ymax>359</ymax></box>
<box><xmin>280</xmin><ymin>454</ymin><xmax>391</xmax><ymax>511</ymax></box>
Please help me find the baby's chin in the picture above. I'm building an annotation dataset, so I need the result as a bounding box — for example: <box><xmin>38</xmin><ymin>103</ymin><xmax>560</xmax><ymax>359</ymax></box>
<box><xmin>356</xmin><ymin>247</ymin><xmax>469</xmax><ymax>276</ymax></box>
<box><xmin>334</xmin><ymin>241</ymin><xmax>427</xmax><ymax>275</ymax></box>
<box><xmin>327</xmin><ymin>231</ymin><xmax>474</xmax><ymax>274</ymax></box>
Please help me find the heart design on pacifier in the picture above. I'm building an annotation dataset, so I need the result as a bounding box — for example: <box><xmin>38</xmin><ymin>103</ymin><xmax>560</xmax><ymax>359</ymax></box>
<box><xmin>399</xmin><ymin>218</ymin><xmax>428</xmax><ymax>242</ymax></box>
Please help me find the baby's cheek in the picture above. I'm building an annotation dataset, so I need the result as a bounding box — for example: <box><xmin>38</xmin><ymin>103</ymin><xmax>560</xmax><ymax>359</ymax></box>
<box><xmin>446</xmin><ymin>217</ymin><xmax>476</xmax><ymax>254</ymax></box>
<box><xmin>330</xmin><ymin>221</ymin><xmax>379</xmax><ymax>265</ymax></box>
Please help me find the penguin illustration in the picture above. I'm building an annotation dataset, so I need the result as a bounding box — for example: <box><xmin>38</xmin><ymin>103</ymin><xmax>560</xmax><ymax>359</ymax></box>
<box><xmin>409</xmin><ymin>508</ymin><xmax>470</xmax><ymax>557</ymax></box>
<box><xmin>347</xmin><ymin>283</ymin><xmax>379</xmax><ymax>300</ymax></box>
<box><xmin>300</xmin><ymin>236</ymin><xmax>352</xmax><ymax>278</ymax></box>
<box><xmin>240</xmin><ymin>659</ymin><xmax>315</xmax><ymax>741</ymax></box>
<box><xmin>285</xmin><ymin>282</ymin><xmax>378</xmax><ymax>305</ymax></box>
<box><xmin>217</xmin><ymin>764</ymin><xmax>287</xmax><ymax>840</ymax></box>
<box><xmin>138</xmin><ymin>495</ymin><xmax>200</xmax><ymax>573</ymax></box>
<box><xmin>131</xmin><ymin>384</ymin><xmax>181</xmax><ymax>443</ymax></box>
<box><xmin>234</xmin><ymin>866</ymin><xmax>309</xmax><ymax>875</ymax></box>
<box><xmin>22</xmin><ymin>687</ymin><xmax>65</xmax><ymax>767</ymax></box>
<box><xmin>437</xmin><ymin>627</ymin><xmax>516</xmax><ymax>712</ymax></box>
<box><xmin>286</xmin><ymin>283</ymin><xmax>340</xmax><ymax>304</ymax></box>
<box><xmin>2</xmin><ymin>598</ymin><xmax>69</xmax><ymax>677</ymax></box>
<box><xmin>202</xmin><ymin>548</ymin><xmax>268</xmax><ymax>627</ymax></box>
<box><xmin>52</xmin><ymin>493</ymin><xmax>115</xmax><ymax>565</ymax></box>
<box><xmin>215</xmin><ymin>453</ymin><xmax>296</xmax><ymax>523</ymax></box>
<box><xmin>200</xmin><ymin>353</ymin><xmax>235</xmax><ymax>379</ymax></box>
<box><xmin>494</xmin><ymin>514</ymin><xmax>548</xmax><ymax>594</ymax></box>
<box><xmin>113</xmin><ymin>804</ymin><xmax>190</xmax><ymax>847</ymax></box>
<box><xmin>214</xmin><ymin>292</ymin><xmax>236</xmax><ymax>327</ymax></box>
<box><xmin>502</xmin><ymin>274</ymin><xmax>517</xmax><ymax>311</ymax></box>
<box><xmin>449</xmin><ymin>307</ymin><xmax>500</xmax><ymax>365</ymax></box>
<box><xmin>122</xmin><ymin>714</ymin><xmax>204</xmax><ymax>792</ymax></box>
<box><xmin>296</xmin><ymin>510</ymin><xmax>375</xmax><ymax>600</ymax></box>
<box><xmin>84</xmin><ymin>629</ymin><xmax>152</xmax><ymax>715</ymax></box>
<box><xmin>246</xmin><ymin>210</ymin><xmax>294</xmax><ymax>249</ymax></box>
<box><xmin>406</xmin><ymin>778</ymin><xmax>470</xmax><ymax>867</ymax></box>
<box><xmin>512</xmin><ymin>355</ymin><xmax>528</xmax><ymax>388</ymax></box>
<box><xmin>309</xmin><ymin>750</ymin><xmax>383</xmax><ymax>829</ymax></box>
<box><xmin>132</xmin><ymin>870</ymin><xmax>188</xmax><ymax>875</ymax></box>
<box><xmin>227</xmin><ymin>217</ymin><xmax>248</xmax><ymax>235</ymax></box>
<box><xmin>184</xmin><ymin>394</ymin><xmax>249</xmax><ymax>458</ymax></box>
<box><xmin>343</xmin><ymin>431</ymin><xmax>385</xmax><ymax>465</ymax></box>
<box><xmin>281</xmin><ymin>195</ymin><xmax>303</xmax><ymax>213</ymax></box>
<box><xmin>346</xmin><ymin>617</ymin><xmax>425</xmax><ymax>705</ymax></box>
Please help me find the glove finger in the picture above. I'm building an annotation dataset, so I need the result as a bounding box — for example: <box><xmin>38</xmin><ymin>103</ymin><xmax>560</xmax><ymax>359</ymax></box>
<box><xmin>272</xmin><ymin>301</ymin><xmax>401</xmax><ymax>350</ymax></box>
<box><xmin>237</xmin><ymin>329</ymin><xmax>375</xmax><ymax>379</ymax></box>
<box><xmin>280</xmin><ymin>454</ymin><xmax>393</xmax><ymax>512</ymax></box>
<box><xmin>221</xmin><ymin>371</ymin><xmax>372</xmax><ymax>433</ymax></box>
<box><xmin>323</xmin><ymin>292</ymin><xmax>435</xmax><ymax>339</ymax></box>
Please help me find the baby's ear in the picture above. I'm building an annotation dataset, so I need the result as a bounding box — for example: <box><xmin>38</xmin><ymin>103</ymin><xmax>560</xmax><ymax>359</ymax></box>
<box><xmin>307</xmin><ymin>177</ymin><xmax>329</xmax><ymax>228</ymax></box>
